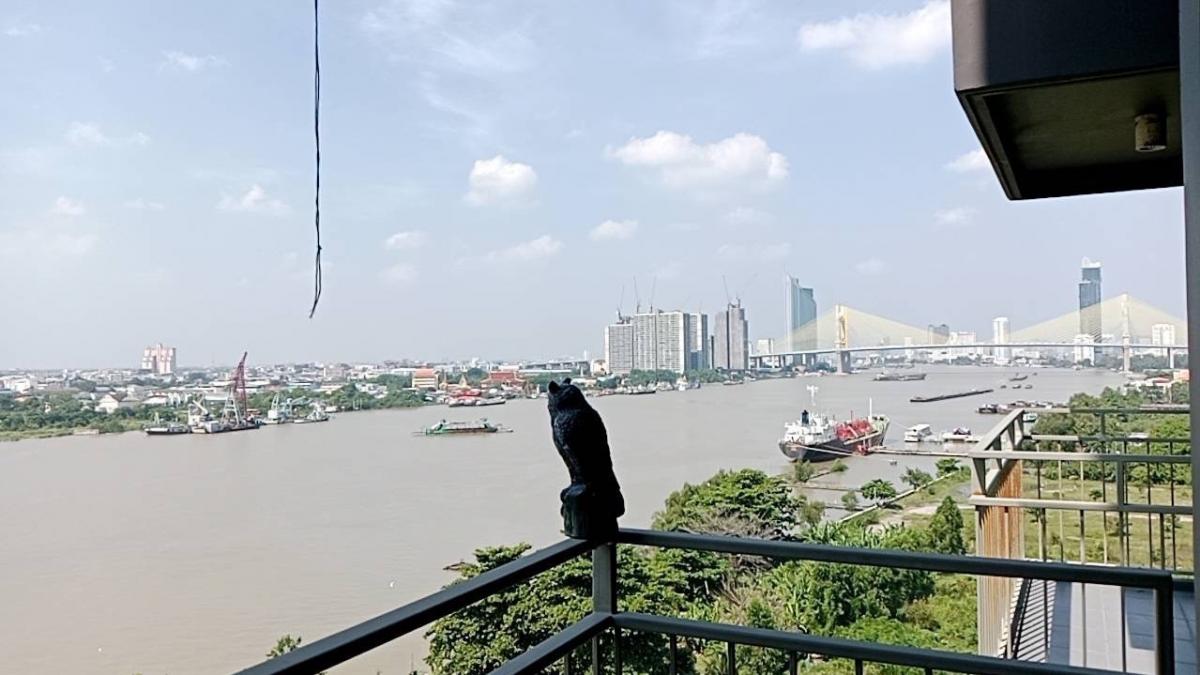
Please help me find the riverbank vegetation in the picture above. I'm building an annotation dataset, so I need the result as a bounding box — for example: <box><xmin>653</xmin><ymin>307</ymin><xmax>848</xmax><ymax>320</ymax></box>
<box><xmin>424</xmin><ymin>468</ymin><xmax>975</xmax><ymax>674</ymax></box>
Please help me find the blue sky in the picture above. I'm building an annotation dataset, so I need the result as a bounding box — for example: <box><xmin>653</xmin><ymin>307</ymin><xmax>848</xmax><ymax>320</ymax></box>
<box><xmin>0</xmin><ymin>0</ymin><xmax>1185</xmax><ymax>369</ymax></box>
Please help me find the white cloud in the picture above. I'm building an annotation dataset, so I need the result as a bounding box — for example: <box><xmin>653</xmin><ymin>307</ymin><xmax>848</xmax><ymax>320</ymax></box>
<box><xmin>384</xmin><ymin>230</ymin><xmax>428</xmax><ymax>250</ymax></box>
<box><xmin>934</xmin><ymin>207</ymin><xmax>975</xmax><ymax>226</ymax></box>
<box><xmin>125</xmin><ymin>198</ymin><xmax>165</xmax><ymax>211</ymax></box>
<box><xmin>589</xmin><ymin>219</ymin><xmax>638</xmax><ymax>242</ymax></box>
<box><xmin>0</xmin><ymin>230</ymin><xmax>96</xmax><ymax>262</ymax></box>
<box><xmin>485</xmin><ymin>235</ymin><xmax>562</xmax><ymax>262</ymax></box>
<box><xmin>798</xmin><ymin>0</ymin><xmax>950</xmax><ymax>70</ymax></box>
<box><xmin>608</xmin><ymin>131</ymin><xmax>788</xmax><ymax>193</ymax></box>
<box><xmin>65</xmin><ymin>122</ymin><xmax>150</xmax><ymax>148</ymax></box>
<box><xmin>161</xmin><ymin>51</ymin><xmax>228</xmax><ymax>72</ymax></box>
<box><xmin>465</xmin><ymin>155</ymin><xmax>537</xmax><ymax>206</ymax></box>
<box><xmin>361</xmin><ymin>0</ymin><xmax>533</xmax><ymax>74</ymax></box>
<box><xmin>217</xmin><ymin>184</ymin><xmax>289</xmax><ymax>215</ymax></box>
<box><xmin>380</xmin><ymin>263</ymin><xmax>419</xmax><ymax>285</ymax></box>
<box><xmin>4</xmin><ymin>23</ymin><xmax>42</xmax><ymax>37</ymax></box>
<box><xmin>945</xmin><ymin>148</ymin><xmax>990</xmax><ymax>172</ymax></box>
<box><xmin>717</xmin><ymin>242</ymin><xmax>791</xmax><ymax>262</ymax></box>
<box><xmin>655</xmin><ymin>261</ymin><xmax>682</xmax><ymax>280</ymax></box>
<box><xmin>854</xmin><ymin>258</ymin><xmax>887</xmax><ymax>276</ymax></box>
<box><xmin>50</xmin><ymin>196</ymin><xmax>85</xmax><ymax>217</ymax></box>
<box><xmin>725</xmin><ymin>206</ymin><xmax>772</xmax><ymax>226</ymax></box>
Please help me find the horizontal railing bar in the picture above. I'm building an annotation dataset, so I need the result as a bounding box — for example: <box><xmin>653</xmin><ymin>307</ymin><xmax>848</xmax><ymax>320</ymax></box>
<box><xmin>968</xmin><ymin>497</ymin><xmax>1193</xmax><ymax>516</ymax></box>
<box><xmin>488</xmin><ymin>613</ymin><xmax>611</xmax><ymax>675</ymax></box>
<box><xmin>614</xmin><ymin>613</ymin><xmax>1116</xmax><ymax>675</ymax></box>
<box><xmin>973</xmin><ymin>409</ymin><xmax>1025</xmax><ymax>449</ymax></box>
<box><xmin>1068</xmin><ymin>407</ymin><xmax>1190</xmax><ymax>414</ymax></box>
<box><xmin>617</xmin><ymin>529</ymin><xmax>1173</xmax><ymax>588</ymax></box>
<box><xmin>1030</xmin><ymin>435</ymin><xmax>1192</xmax><ymax>445</ymax></box>
<box><xmin>236</xmin><ymin>537</ymin><xmax>595</xmax><ymax>675</ymax></box>
<box><xmin>966</xmin><ymin>450</ymin><xmax>1191</xmax><ymax>463</ymax></box>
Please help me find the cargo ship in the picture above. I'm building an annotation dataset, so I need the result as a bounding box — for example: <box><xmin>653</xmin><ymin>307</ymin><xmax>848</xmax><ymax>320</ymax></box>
<box><xmin>910</xmin><ymin>388</ymin><xmax>993</xmax><ymax>403</ymax></box>
<box><xmin>873</xmin><ymin>372</ymin><xmax>926</xmax><ymax>382</ymax></box>
<box><xmin>419</xmin><ymin>419</ymin><xmax>511</xmax><ymax>435</ymax></box>
<box><xmin>778</xmin><ymin>410</ymin><xmax>889</xmax><ymax>461</ymax></box>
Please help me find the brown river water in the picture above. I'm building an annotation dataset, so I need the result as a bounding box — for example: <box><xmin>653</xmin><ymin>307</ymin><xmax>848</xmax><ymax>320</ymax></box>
<box><xmin>0</xmin><ymin>366</ymin><xmax>1123</xmax><ymax>673</ymax></box>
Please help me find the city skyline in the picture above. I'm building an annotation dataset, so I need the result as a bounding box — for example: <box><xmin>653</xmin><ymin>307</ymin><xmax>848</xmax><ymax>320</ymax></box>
<box><xmin>0</xmin><ymin>0</ymin><xmax>1187</xmax><ymax>369</ymax></box>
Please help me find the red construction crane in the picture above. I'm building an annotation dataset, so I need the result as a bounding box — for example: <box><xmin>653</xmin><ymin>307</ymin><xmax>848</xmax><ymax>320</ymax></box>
<box><xmin>231</xmin><ymin>352</ymin><xmax>249</xmax><ymax>416</ymax></box>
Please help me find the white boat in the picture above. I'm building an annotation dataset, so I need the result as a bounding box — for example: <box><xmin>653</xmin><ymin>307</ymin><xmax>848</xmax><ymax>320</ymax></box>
<box><xmin>941</xmin><ymin>427</ymin><xmax>979</xmax><ymax>443</ymax></box>
<box><xmin>903</xmin><ymin>424</ymin><xmax>933</xmax><ymax>443</ymax></box>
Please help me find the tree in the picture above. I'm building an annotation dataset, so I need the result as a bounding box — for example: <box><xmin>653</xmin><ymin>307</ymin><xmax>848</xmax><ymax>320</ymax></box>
<box><xmin>927</xmin><ymin>497</ymin><xmax>966</xmax><ymax>555</ymax></box>
<box><xmin>901</xmin><ymin>467</ymin><xmax>933</xmax><ymax>491</ymax></box>
<box><xmin>267</xmin><ymin>634</ymin><xmax>303</xmax><ymax>658</ymax></box>
<box><xmin>652</xmin><ymin>469</ymin><xmax>800</xmax><ymax>539</ymax></box>
<box><xmin>799</xmin><ymin>498</ymin><xmax>826</xmax><ymax>527</ymax></box>
<box><xmin>425</xmin><ymin>543</ymin><xmax>694</xmax><ymax>674</ymax></box>
<box><xmin>859</xmin><ymin>479</ymin><xmax>898</xmax><ymax>505</ymax></box>
<box><xmin>830</xmin><ymin>459</ymin><xmax>849</xmax><ymax>474</ymax></box>
<box><xmin>792</xmin><ymin>460</ymin><xmax>816</xmax><ymax>483</ymax></box>
<box><xmin>840</xmin><ymin>491</ymin><xmax>860</xmax><ymax>511</ymax></box>
<box><xmin>935</xmin><ymin>458</ymin><xmax>961</xmax><ymax>478</ymax></box>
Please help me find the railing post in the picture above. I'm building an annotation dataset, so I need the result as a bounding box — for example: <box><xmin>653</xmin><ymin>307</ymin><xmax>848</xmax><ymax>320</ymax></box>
<box><xmin>1155</xmin><ymin>579</ymin><xmax>1176</xmax><ymax>675</ymax></box>
<box><xmin>593</xmin><ymin>543</ymin><xmax>618</xmax><ymax>673</ymax></box>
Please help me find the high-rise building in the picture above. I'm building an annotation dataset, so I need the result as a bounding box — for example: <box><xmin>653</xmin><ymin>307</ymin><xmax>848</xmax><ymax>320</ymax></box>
<box><xmin>1073</xmin><ymin>333</ymin><xmax>1096</xmax><ymax>365</ymax></box>
<box><xmin>992</xmin><ymin>317</ymin><xmax>1011</xmax><ymax>365</ymax></box>
<box><xmin>785</xmin><ymin>277</ymin><xmax>817</xmax><ymax>351</ymax></box>
<box><xmin>1152</xmin><ymin>323</ymin><xmax>1177</xmax><ymax>357</ymax></box>
<box><xmin>604</xmin><ymin>320</ymin><xmax>635</xmax><ymax>375</ymax></box>
<box><xmin>1079</xmin><ymin>258</ymin><xmax>1103</xmax><ymax>341</ymax></box>
<box><xmin>713</xmin><ymin>302</ymin><xmax>749</xmax><ymax>371</ymax></box>
<box><xmin>604</xmin><ymin>311</ymin><xmax>693</xmax><ymax>375</ymax></box>
<box><xmin>753</xmin><ymin>338</ymin><xmax>775</xmax><ymax>356</ymax></box>
<box><xmin>687</xmin><ymin>313</ymin><xmax>710</xmax><ymax>370</ymax></box>
<box><xmin>927</xmin><ymin>323</ymin><xmax>950</xmax><ymax>345</ymax></box>
<box><xmin>141</xmin><ymin>343</ymin><xmax>176</xmax><ymax>375</ymax></box>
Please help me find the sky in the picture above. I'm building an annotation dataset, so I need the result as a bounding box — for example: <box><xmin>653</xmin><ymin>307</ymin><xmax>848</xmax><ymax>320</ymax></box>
<box><xmin>0</xmin><ymin>0</ymin><xmax>1187</xmax><ymax>369</ymax></box>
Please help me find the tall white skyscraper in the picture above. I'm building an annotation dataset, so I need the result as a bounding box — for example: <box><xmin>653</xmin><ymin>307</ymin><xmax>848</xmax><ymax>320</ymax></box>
<box><xmin>992</xmin><ymin>317</ymin><xmax>1011</xmax><ymax>365</ymax></box>
<box><xmin>141</xmin><ymin>343</ymin><xmax>177</xmax><ymax>375</ymax></box>
<box><xmin>604</xmin><ymin>311</ymin><xmax>693</xmax><ymax>375</ymax></box>
<box><xmin>1151</xmin><ymin>323</ymin><xmax>1177</xmax><ymax>357</ymax></box>
<box><xmin>1073</xmin><ymin>334</ymin><xmax>1096</xmax><ymax>364</ymax></box>
<box><xmin>687</xmin><ymin>313</ymin><xmax>710</xmax><ymax>370</ymax></box>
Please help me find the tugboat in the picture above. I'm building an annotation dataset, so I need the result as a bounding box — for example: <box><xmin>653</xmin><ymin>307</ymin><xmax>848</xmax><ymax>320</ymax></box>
<box><xmin>777</xmin><ymin>386</ymin><xmax>889</xmax><ymax>462</ymax></box>
<box><xmin>419</xmin><ymin>418</ymin><xmax>511</xmax><ymax>435</ymax></box>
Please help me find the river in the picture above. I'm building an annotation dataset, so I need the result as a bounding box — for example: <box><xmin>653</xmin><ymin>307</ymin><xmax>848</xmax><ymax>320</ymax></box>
<box><xmin>0</xmin><ymin>366</ymin><xmax>1124</xmax><ymax>674</ymax></box>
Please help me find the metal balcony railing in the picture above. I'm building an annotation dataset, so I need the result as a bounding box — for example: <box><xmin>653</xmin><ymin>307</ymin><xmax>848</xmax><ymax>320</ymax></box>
<box><xmin>968</xmin><ymin>407</ymin><xmax>1193</xmax><ymax>665</ymax></box>
<box><xmin>237</xmin><ymin>528</ymin><xmax>1176</xmax><ymax>675</ymax></box>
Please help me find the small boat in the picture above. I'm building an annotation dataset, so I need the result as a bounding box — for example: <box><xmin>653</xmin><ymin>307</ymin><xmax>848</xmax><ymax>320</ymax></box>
<box><xmin>1009</xmin><ymin>374</ymin><xmax>1029</xmax><ymax>382</ymax></box>
<box><xmin>474</xmin><ymin>397</ymin><xmax>507</xmax><ymax>407</ymax></box>
<box><xmin>419</xmin><ymin>418</ymin><xmax>511</xmax><ymax>435</ymax></box>
<box><xmin>144</xmin><ymin>414</ymin><xmax>190</xmax><ymax>436</ymax></box>
<box><xmin>977</xmin><ymin>403</ymin><xmax>1000</xmax><ymax>414</ymax></box>
<box><xmin>722</xmin><ymin>379</ymin><xmax>745</xmax><ymax>386</ymax></box>
<box><xmin>941</xmin><ymin>427</ymin><xmax>979</xmax><ymax>443</ymax></box>
<box><xmin>1023</xmin><ymin>384</ymin><xmax>1034</xmax><ymax>389</ymax></box>
<box><xmin>295</xmin><ymin>404</ymin><xmax>331</xmax><ymax>424</ymax></box>
<box><xmin>903</xmin><ymin>424</ymin><xmax>933</xmax><ymax>443</ymax></box>
<box><xmin>626</xmin><ymin>385</ymin><xmax>657</xmax><ymax>395</ymax></box>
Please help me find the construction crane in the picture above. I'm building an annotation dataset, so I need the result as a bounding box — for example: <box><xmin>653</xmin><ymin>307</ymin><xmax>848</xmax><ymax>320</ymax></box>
<box><xmin>230</xmin><ymin>352</ymin><xmax>249</xmax><ymax>420</ymax></box>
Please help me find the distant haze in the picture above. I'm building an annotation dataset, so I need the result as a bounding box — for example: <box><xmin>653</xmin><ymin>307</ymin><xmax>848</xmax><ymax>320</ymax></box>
<box><xmin>0</xmin><ymin>1</ymin><xmax>1185</xmax><ymax>369</ymax></box>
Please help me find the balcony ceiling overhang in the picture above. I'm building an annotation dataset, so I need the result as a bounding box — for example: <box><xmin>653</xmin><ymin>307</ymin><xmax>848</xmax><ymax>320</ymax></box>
<box><xmin>952</xmin><ymin>0</ymin><xmax>1182</xmax><ymax>200</ymax></box>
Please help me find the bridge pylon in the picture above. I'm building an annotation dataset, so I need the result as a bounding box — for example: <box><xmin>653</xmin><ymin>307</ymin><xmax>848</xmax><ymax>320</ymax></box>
<box><xmin>835</xmin><ymin>304</ymin><xmax>850</xmax><ymax>374</ymax></box>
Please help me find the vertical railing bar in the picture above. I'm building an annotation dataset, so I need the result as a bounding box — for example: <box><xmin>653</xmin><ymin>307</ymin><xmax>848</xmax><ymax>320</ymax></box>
<box><xmin>1079</xmin><ymin>509</ymin><xmax>1086</xmax><ymax>564</ymax></box>
<box><xmin>1146</xmin><ymin>462</ymin><xmax>1154</xmax><ymax>568</ymax></box>
<box><xmin>787</xmin><ymin>651</ymin><xmax>797</xmax><ymax>675</ymax></box>
<box><xmin>854</xmin><ymin>659</ymin><xmax>864</xmax><ymax>675</ymax></box>
<box><xmin>591</xmin><ymin>635</ymin><xmax>600</xmax><ymax>675</ymax></box>
<box><xmin>668</xmin><ymin>634</ymin><xmax>678</xmax><ymax>675</ymax></box>
<box><xmin>564</xmin><ymin>651</ymin><xmax>572</xmax><ymax>675</ymax></box>
<box><xmin>1081</xmin><ymin>582</ymin><xmax>1088</xmax><ymax>668</ymax></box>
<box><xmin>725</xmin><ymin>641</ymin><xmax>735</xmax><ymax>675</ymax></box>
<box><xmin>613</xmin><ymin>628</ymin><xmax>622</xmax><ymax>675</ymax></box>
<box><xmin>1121</xmin><ymin>586</ymin><xmax>1129</xmax><ymax>673</ymax></box>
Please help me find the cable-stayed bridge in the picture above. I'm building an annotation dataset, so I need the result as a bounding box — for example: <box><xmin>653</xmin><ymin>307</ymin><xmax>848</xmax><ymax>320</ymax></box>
<box><xmin>751</xmin><ymin>294</ymin><xmax>1187</xmax><ymax>372</ymax></box>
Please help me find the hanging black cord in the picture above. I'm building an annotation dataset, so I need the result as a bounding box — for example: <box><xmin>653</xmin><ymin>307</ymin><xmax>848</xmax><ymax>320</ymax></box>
<box><xmin>308</xmin><ymin>0</ymin><xmax>323</xmax><ymax>318</ymax></box>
